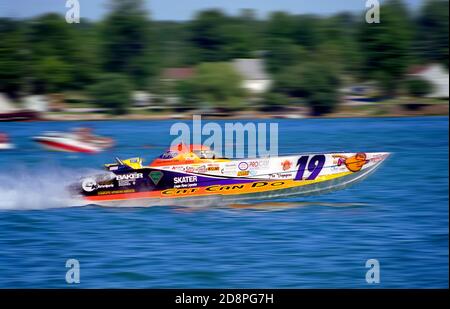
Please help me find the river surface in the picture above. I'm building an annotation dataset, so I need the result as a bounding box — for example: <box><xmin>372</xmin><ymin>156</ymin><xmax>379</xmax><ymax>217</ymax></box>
<box><xmin>0</xmin><ymin>116</ymin><xmax>448</xmax><ymax>287</ymax></box>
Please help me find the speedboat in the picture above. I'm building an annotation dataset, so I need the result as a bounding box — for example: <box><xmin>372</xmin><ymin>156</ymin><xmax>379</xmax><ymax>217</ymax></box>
<box><xmin>70</xmin><ymin>144</ymin><xmax>390</xmax><ymax>206</ymax></box>
<box><xmin>33</xmin><ymin>128</ymin><xmax>114</xmax><ymax>153</ymax></box>
<box><xmin>0</xmin><ymin>133</ymin><xmax>14</xmax><ymax>150</ymax></box>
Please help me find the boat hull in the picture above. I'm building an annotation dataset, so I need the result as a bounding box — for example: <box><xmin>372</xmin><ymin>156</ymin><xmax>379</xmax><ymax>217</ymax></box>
<box><xmin>33</xmin><ymin>134</ymin><xmax>112</xmax><ymax>153</ymax></box>
<box><xmin>71</xmin><ymin>152</ymin><xmax>389</xmax><ymax>206</ymax></box>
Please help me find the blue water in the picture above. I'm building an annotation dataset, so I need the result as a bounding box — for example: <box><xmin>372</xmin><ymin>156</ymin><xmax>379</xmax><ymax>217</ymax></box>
<box><xmin>0</xmin><ymin>117</ymin><xmax>448</xmax><ymax>288</ymax></box>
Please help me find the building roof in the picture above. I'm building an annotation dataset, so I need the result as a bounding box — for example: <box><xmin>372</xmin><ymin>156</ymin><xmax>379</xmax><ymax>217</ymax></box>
<box><xmin>232</xmin><ymin>58</ymin><xmax>270</xmax><ymax>80</ymax></box>
<box><xmin>408</xmin><ymin>65</ymin><xmax>428</xmax><ymax>75</ymax></box>
<box><xmin>162</xmin><ymin>67</ymin><xmax>195</xmax><ymax>80</ymax></box>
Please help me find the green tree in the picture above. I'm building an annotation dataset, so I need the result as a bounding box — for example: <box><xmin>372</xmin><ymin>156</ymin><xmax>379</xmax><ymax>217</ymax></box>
<box><xmin>33</xmin><ymin>56</ymin><xmax>71</xmax><ymax>93</ymax></box>
<box><xmin>272</xmin><ymin>64</ymin><xmax>308</xmax><ymax>97</ymax></box>
<box><xmin>416</xmin><ymin>0</ymin><xmax>449</xmax><ymax>67</ymax></box>
<box><xmin>188</xmin><ymin>9</ymin><xmax>229</xmax><ymax>62</ymax></box>
<box><xmin>176</xmin><ymin>62</ymin><xmax>246</xmax><ymax>110</ymax></box>
<box><xmin>152</xmin><ymin>21</ymin><xmax>192</xmax><ymax>67</ymax></box>
<box><xmin>405</xmin><ymin>78</ymin><xmax>433</xmax><ymax>98</ymax></box>
<box><xmin>263</xmin><ymin>12</ymin><xmax>302</xmax><ymax>73</ymax></box>
<box><xmin>27</xmin><ymin>14</ymin><xmax>97</xmax><ymax>93</ymax></box>
<box><xmin>265</xmin><ymin>11</ymin><xmax>296</xmax><ymax>40</ymax></box>
<box><xmin>358</xmin><ymin>0</ymin><xmax>413</xmax><ymax>95</ymax></box>
<box><xmin>264</xmin><ymin>37</ymin><xmax>308</xmax><ymax>73</ymax></box>
<box><xmin>70</xmin><ymin>21</ymin><xmax>101</xmax><ymax>89</ymax></box>
<box><xmin>24</xmin><ymin>13</ymin><xmax>98</xmax><ymax>93</ymax></box>
<box><xmin>273</xmin><ymin>62</ymin><xmax>341</xmax><ymax>115</ymax></box>
<box><xmin>260</xmin><ymin>92</ymin><xmax>290</xmax><ymax>111</ymax></box>
<box><xmin>88</xmin><ymin>73</ymin><xmax>132</xmax><ymax>115</ymax></box>
<box><xmin>100</xmin><ymin>0</ymin><xmax>157</xmax><ymax>89</ymax></box>
<box><xmin>175</xmin><ymin>79</ymin><xmax>198</xmax><ymax>109</ymax></box>
<box><xmin>292</xmin><ymin>14</ymin><xmax>323</xmax><ymax>50</ymax></box>
<box><xmin>301</xmin><ymin>62</ymin><xmax>341</xmax><ymax>115</ymax></box>
<box><xmin>220</xmin><ymin>22</ymin><xmax>256</xmax><ymax>59</ymax></box>
<box><xmin>0</xmin><ymin>19</ymin><xmax>28</xmax><ymax>97</ymax></box>
<box><xmin>188</xmin><ymin>9</ymin><xmax>262</xmax><ymax>63</ymax></box>
<box><xmin>321</xmin><ymin>13</ymin><xmax>362</xmax><ymax>75</ymax></box>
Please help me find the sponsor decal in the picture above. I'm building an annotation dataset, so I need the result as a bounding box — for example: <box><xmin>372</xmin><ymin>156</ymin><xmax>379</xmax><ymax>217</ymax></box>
<box><xmin>207</xmin><ymin>166</ymin><xmax>220</xmax><ymax>171</ymax></box>
<box><xmin>171</xmin><ymin>166</ymin><xmax>186</xmax><ymax>172</ymax></box>
<box><xmin>174</xmin><ymin>175</ymin><xmax>198</xmax><ymax>189</ymax></box>
<box><xmin>174</xmin><ymin>175</ymin><xmax>197</xmax><ymax>184</ymax></box>
<box><xmin>281</xmin><ymin>160</ymin><xmax>292</xmax><ymax>171</ymax></box>
<box><xmin>185</xmin><ymin>166</ymin><xmax>195</xmax><ymax>173</ymax></box>
<box><xmin>330</xmin><ymin>165</ymin><xmax>343</xmax><ymax>172</ymax></box>
<box><xmin>221</xmin><ymin>168</ymin><xmax>234</xmax><ymax>175</ymax></box>
<box><xmin>249</xmin><ymin>170</ymin><xmax>258</xmax><ymax>176</ymax></box>
<box><xmin>238</xmin><ymin>162</ymin><xmax>248</xmax><ymax>171</ymax></box>
<box><xmin>97</xmin><ymin>183</ymin><xmax>114</xmax><ymax>189</ymax></box>
<box><xmin>237</xmin><ymin>170</ymin><xmax>250</xmax><ymax>176</ymax></box>
<box><xmin>82</xmin><ymin>178</ymin><xmax>97</xmax><ymax>192</ymax></box>
<box><xmin>248</xmin><ymin>160</ymin><xmax>269</xmax><ymax>170</ymax></box>
<box><xmin>332</xmin><ymin>153</ymin><xmax>368</xmax><ymax>172</ymax></box>
<box><xmin>370</xmin><ymin>154</ymin><xmax>386</xmax><ymax>163</ymax></box>
<box><xmin>116</xmin><ymin>172</ymin><xmax>144</xmax><ymax>187</ymax></box>
<box><xmin>221</xmin><ymin>163</ymin><xmax>237</xmax><ymax>175</ymax></box>
<box><xmin>197</xmin><ymin>165</ymin><xmax>206</xmax><ymax>173</ymax></box>
<box><xmin>116</xmin><ymin>173</ymin><xmax>143</xmax><ymax>181</ymax></box>
<box><xmin>269</xmin><ymin>172</ymin><xmax>293</xmax><ymax>179</ymax></box>
<box><xmin>149</xmin><ymin>171</ymin><xmax>164</xmax><ymax>185</ymax></box>
<box><xmin>98</xmin><ymin>189</ymin><xmax>135</xmax><ymax>195</ymax></box>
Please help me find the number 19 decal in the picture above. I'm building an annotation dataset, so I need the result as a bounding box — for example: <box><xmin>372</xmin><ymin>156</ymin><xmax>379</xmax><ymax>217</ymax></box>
<box><xmin>295</xmin><ymin>155</ymin><xmax>326</xmax><ymax>180</ymax></box>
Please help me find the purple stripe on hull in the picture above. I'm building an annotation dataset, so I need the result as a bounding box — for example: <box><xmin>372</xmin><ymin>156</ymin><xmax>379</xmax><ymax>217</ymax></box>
<box><xmin>163</xmin><ymin>170</ymin><xmax>258</xmax><ymax>187</ymax></box>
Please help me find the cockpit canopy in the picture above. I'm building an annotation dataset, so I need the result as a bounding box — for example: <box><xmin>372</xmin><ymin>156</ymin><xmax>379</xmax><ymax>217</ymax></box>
<box><xmin>158</xmin><ymin>144</ymin><xmax>217</xmax><ymax>160</ymax></box>
<box><xmin>149</xmin><ymin>144</ymin><xmax>221</xmax><ymax>167</ymax></box>
<box><xmin>159</xmin><ymin>150</ymin><xmax>179</xmax><ymax>159</ymax></box>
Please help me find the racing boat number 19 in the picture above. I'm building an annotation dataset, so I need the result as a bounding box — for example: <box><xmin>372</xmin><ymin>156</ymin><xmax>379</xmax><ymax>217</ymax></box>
<box><xmin>295</xmin><ymin>155</ymin><xmax>326</xmax><ymax>180</ymax></box>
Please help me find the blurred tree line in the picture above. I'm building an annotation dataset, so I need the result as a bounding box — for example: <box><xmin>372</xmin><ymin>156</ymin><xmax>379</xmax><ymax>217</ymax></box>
<box><xmin>0</xmin><ymin>0</ymin><xmax>448</xmax><ymax>115</ymax></box>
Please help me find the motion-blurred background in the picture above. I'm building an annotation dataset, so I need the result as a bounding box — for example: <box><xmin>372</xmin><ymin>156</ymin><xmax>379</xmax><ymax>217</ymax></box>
<box><xmin>0</xmin><ymin>0</ymin><xmax>448</xmax><ymax>120</ymax></box>
<box><xmin>0</xmin><ymin>1</ymin><xmax>448</xmax><ymax>288</ymax></box>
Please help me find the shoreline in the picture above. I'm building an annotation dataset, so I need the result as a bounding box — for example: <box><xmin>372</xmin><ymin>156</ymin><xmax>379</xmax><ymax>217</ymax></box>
<box><xmin>36</xmin><ymin>100</ymin><xmax>449</xmax><ymax>121</ymax></box>
<box><xmin>38</xmin><ymin>112</ymin><xmax>449</xmax><ymax>122</ymax></box>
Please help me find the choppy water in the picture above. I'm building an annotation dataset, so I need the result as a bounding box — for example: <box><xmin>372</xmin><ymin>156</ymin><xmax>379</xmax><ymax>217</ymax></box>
<box><xmin>0</xmin><ymin>117</ymin><xmax>448</xmax><ymax>287</ymax></box>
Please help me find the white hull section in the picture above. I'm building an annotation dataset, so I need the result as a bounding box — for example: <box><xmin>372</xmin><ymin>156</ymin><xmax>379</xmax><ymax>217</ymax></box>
<box><xmin>34</xmin><ymin>133</ymin><xmax>112</xmax><ymax>153</ymax></box>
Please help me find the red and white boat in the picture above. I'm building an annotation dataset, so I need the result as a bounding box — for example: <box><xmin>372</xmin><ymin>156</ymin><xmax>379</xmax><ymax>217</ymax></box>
<box><xmin>33</xmin><ymin>128</ymin><xmax>114</xmax><ymax>153</ymax></box>
<box><xmin>0</xmin><ymin>133</ymin><xmax>14</xmax><ymax>150</ymax></box>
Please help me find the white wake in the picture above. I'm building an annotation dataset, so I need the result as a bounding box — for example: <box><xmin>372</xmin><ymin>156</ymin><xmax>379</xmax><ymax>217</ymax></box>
<box><xmin>0</xmin><ymin>164</ymin><xmax>97</xmax><ymax>210</ymax></box>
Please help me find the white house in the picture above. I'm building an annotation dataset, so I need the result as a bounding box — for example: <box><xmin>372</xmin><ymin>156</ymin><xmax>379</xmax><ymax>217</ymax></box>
<box><xmin>232</xmin><ymin>59</ymin><xmax>272</xmax><ymax>95</ymax></box>
<box><xmin>0</xmin><ymin>93</ymin><xmax>17</xmax><ymax>113</ymax></box>
<box><xmin>409</xmin><ymin>63</ymin><xmax>449</xmax><ymax>98</ymax></box>
<box><xmin>132</xmin><ymin>91</ymin><xmax>152</xmax><ymax>107</ymax></box>
<box><xmin>22</xmin><ymin>95</ymin><xmax>50</xmax><ymax>112</ymax></box>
